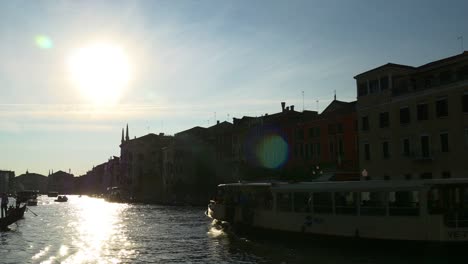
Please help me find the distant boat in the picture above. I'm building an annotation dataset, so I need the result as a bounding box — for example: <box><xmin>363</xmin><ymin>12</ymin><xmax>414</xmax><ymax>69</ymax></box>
<box><xmin>54</xmin><ymin>196</ymin><xmax>68</xmax><ymax>202</ymax></box>
<box><xmin>27</xmin><ymin>198</ymin><xmax>38</xmax><ymax>206</ymax></box>
<box><xmin>47</xmin><ymin>192</ymin><xmax>58</xmax><ymax>197</ymax></box>
<box><xmin>0</xmin><ymin>205</ymin><xmax>26</xmax><ymax>231</ymax></box>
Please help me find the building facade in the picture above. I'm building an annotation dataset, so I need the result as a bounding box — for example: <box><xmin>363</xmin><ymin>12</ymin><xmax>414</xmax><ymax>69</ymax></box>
<box><xmin>355</xmin><ymin>51</ymin><xmax>468</xmax><ymax>180</ymax></box>
<box><xmin>119</xmin><ymin>126</ymin><xmax>173</xmax><ymax>202</ymax></box>
<box><xmin>0</xmin><ymin>170</ymin><xmax>15</xmax><ymax>193</ymax></box>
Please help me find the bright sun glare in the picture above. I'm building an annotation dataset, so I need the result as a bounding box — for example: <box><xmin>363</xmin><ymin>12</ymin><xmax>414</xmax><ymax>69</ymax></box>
<box><xmin>68</xmin><ymin>43</ymin><xmax>131</xmax><ymax>105</ymax></box>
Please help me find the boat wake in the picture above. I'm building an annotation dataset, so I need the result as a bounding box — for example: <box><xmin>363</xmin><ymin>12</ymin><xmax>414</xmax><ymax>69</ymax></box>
<box><xmin>207</xmin><ymin>220</ymin><xmax>229</xmax><ymax>238</ymax></box>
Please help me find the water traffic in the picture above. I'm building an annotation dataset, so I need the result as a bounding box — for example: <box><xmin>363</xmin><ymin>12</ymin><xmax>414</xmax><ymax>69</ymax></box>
<box><xmin>0</xmin><ymin>195</ymin><xmax>462</xmax><ymax>263</ymax></box>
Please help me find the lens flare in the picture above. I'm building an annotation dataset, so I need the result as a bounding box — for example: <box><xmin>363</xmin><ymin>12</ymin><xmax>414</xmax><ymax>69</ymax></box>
<box><xmin>35</xmin><ymin>35</ymin><xmax>53</xmax><ymax>49</ymax></box>
<box><xmin>256</xmin><ymin>134</ymin><xmax>289</xmax><ymax>169</ymax></box>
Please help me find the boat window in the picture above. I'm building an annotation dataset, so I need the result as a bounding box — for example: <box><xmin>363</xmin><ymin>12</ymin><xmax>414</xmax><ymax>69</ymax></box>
<box><xmin>259</xmin><ymin>191</ymin><xmax>273</xmax><ymax>210</ymax></box>
<box><xmin>428</xmin><ymin>187</ymin><xmax>443</xmax><ymax>214</ymax></box>
<box><xmin>276</xmin><ymin>192</ymin><xmax>292</xmax><ymax>212</ymax></box>
<box><xmin>313</xmin><ymin>192</ymin><xmax>333</xmax><ymax>214</ymax></box>
<box><xmin>360</xmin><ymin>192</ymin><xmax>386</xmax><ymax>216</ymax></box>
<box><xmin>436</xmin><ymin>185</ymin><xmax>468</xmax><ymax>227</ymax></box>
<box><xmin>389</xmin><ymin>191</ymin><xmax>419</xmax><ymax>216</ymax></box>
<box><xmin>294</xmin><ymin>192</ymin><xmax>311</xmax><ymax>213</ymax></box>
<box><xmin>334</xmin><ymin>192</ymin><xmax>357</xmax><ymax>215</ymax></box>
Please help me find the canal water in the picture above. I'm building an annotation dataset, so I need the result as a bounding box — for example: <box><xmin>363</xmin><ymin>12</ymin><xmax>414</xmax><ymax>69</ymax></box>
<box><xmin>0</xmin><ymin>195</ymin><xmax>463</xmax><ymax>263</ymax></box>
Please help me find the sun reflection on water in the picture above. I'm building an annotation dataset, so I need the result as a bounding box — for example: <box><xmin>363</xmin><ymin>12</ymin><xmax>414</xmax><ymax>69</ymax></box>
<box><xmin>27</xmin><ymin>196</ymin><xmax>133</xmax><ymax>264</ymax></box>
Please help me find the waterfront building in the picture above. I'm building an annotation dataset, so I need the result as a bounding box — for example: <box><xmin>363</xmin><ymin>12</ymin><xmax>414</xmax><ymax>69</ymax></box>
<box><xmin>0</xmin><ymin>170</ymin><xmax>15</xmax><ymax>193</ymax></box>
<box><xmin>355</xmin><ymin>51</ymin><xmax>468</xmax><ymax>180</ymax></box>
<box><xmin>48</xmin><ymin>170</ymin><xmax>75</xmax><ymax>194</ymax></box>
<box><xmin>286</xmin><ymin>99</ymin><xmax>359</xmax><ymax>181</ymax></box>
<box><xmin>14</xmin><ymin>171</ymin><xmax>47</xmax><ymax>193</ymax></box>
<box><xmin>119</xmin><ymin>125</ymin><xmax>173</xmax><ymax>202</ymax></box>
<box><xmin>231</xmin><ymin>103</ymin><xmax>310</xmax><ymax>181</ymax></box>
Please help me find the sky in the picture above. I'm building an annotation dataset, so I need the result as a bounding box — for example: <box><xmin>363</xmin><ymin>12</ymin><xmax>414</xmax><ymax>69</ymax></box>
<box><xmin>1</xmin><ymin>0</ymin><xmax>467</xmax><ymax>176</ymax></box>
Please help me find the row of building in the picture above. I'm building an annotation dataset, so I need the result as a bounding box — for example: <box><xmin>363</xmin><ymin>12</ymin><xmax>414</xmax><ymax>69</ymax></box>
<box><xmin>1</xmin><ymin>51</ymin><xmax>467</xmax><ymax>205</ymax></box>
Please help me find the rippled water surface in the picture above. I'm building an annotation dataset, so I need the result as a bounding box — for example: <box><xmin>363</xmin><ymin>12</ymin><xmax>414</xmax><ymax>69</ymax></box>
<box><xmin>0</xmin><ymin>195</ymin><xmax>464</xmax><ymax>263</ymax></box>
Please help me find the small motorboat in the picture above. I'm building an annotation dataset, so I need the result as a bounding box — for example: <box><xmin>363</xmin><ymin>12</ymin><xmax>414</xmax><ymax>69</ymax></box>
<box><xmin>54</xmin><ymin>195</ymin><xmax>68</xmax><ymax>202</ymax></box>
<box><xmin>0</xmin><ymin>205</ymin><xmax>27</xmax><ymax>231</ymax></box>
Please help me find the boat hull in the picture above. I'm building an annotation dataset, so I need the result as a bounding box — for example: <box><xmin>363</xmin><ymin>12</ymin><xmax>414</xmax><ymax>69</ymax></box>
<box><xmin>0</xmin><ymin>205</ymin><xmax>26</xmax><ymax>230</ymax></box>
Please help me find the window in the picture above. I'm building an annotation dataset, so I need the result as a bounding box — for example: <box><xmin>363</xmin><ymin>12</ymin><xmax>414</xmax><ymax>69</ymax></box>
<box><xmin>329</xmin><ymin>141</ymin><xmax>334</xmax><ymax>159</ymax></box>
<box><xmin>382</xmin><ymin>141</ymin><xmax>390</xmax><ymax>159</ymax></box>
<box><xmin>364</xmin><ymin>143</ymin><xmax>371</xmax><ymax>161</ymax></box>
<box><xmin>457</xmin><ymin>65</ymin><xmax>468</xmax><ymax>81</ymax></box>
<box><xmin>440</xmin><ymin>133</ymin><xmax>449</xmax><ymax>153</ymax></box>
<box><xmin>296</xmin><ymin>128</ymin><xmax>304</xmax><ymax>140</ymax></box>
<box><xmin>328</xmin><ymin>124</ymin><xmax>336</xmax><ymax>135</ymax></box>
<box><xmin>316</xmin><ymin>143</ymin><xmax>321</xmax><ymax>158</ymax></box>
<box><xmin>309</xmin><ymin>127</ymin><xmax>320</xmax><ymax>138</ymax></box>
<box><xmin>313</xmin><ymin>192</ymin><xmax>333</xmax><ymax>214</ymax></box>
<box><xmin>369</xmin><ymin>79</ymin><xmax>379</xmax><ymax>93</ymax></box>
<box><xmin>360</xmin><ymin>192</ymin><xmax>386</xmax><ymax>216</ymax></box>
<box><xmin>337</xmin><ymin>123</ymin><xmax>343</xmax><ymax>134</ymax></box>
<box><xmin>338</xmin><ymin>139</ymin><xmax>344</xmax><ymax>156</ymax></box>
<box><xmin>417</xmin><ymin>103</ymin><xmax>429</xmax><ymax>121</ymax></box>
<box><xmin>380</xmin><ymin>76</ymin><xmax>389</xmax><ymax>90</ymax></box>
<box><xmin>439</xmin><ymin>71</ymin><xmax>451</xmax><ymax>84</ymax></box>
<box><xmin>402</xmin><ymin>138</ymin><xmax>410</xmax><ymax>157</ymax></box>
<box><xmin>334</xmin><ymin>192</ymin><xmax>357</xmax><ymax>215</ymax></box>
<box><xmin>389</xmin><ymin>191</ymin><xmax>419</xmax><ymax>216</ymax></box>
<box><xmin>424</xmin><ymin>75</ymin><xmax>434</xmax><ymax>88</ymax></box>
<box><xmin>436</xmin><ymin>97</ymin><xmax>448</xmax><ymax>118</ymax></box>
<box><xmin>294</xmin><ymin>192</ymin><xmax>311</xmax><ymax>213</ymax></box>
<box><xmin>463</xmin><ymin>93</ymin><xmax>468</xmax><ymax>113</ymax></box>
<box><xmin>358</xmin><ymin>82</ymin><xmax>368</xmax><ymax>96</ymax></box>
<box><xmin>362</xmin><ymin>116</ymin><xmax>369</xmax><ymax>131</ymax></box>
<box><xmin>421</xmin><ymin>135</ymin><xmax>430</xmax><ymax>158</ymax></box>
<box><xmin>309</xmin><ymin>144</ymin><xmax>314</xmax><ymax>159</ymax></box>
<box><xmin>400</xmin><ymin>107</ymin><xmax>410</xmax><ymax>124</ymax></box>
<box><xmin>379</xmin><ymin>112</ymin><xmax>390</xmax><ymax>128</ymax></box>
<box><xmin>442</xmin><ymin>171</ymin><xmax>451</xmax><ymax>179</ymax></box>
<box><xmin>277</xmin><ymin>193</ymin><xmax>292</xmax><ymax>212</ymax></box>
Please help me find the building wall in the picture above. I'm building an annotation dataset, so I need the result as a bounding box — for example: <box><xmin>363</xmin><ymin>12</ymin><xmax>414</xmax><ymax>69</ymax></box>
<box><xmin>0</xmin><ymin>170</ymin><xmax>14</xmax><ymax>193</ymax></box>
<box><xmin>356</xmin><ymin>53</ymin><xmax>468</xmax><ymax>180</ymax></box>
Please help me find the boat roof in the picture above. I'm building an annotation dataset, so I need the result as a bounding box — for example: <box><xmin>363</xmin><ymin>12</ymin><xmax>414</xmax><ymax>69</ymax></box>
<box><xmin>219</xmin><ymin>178</ymin><xmax>468</xmax><ymax>192</ymax></box>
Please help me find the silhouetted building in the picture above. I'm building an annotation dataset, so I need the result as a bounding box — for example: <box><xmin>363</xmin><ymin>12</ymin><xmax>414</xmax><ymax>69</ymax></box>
<box><xmin>286</xmin><ymin>100</ymin><xmax>359</xmax><ymax>181</ymax></box>
<box><xmin>48</xmin><ymin>170</ymin><xmax>75</xmax><ymax>194</ymax></box>
<box><xmin>120</xmin><ymin>125</ymin><xmax>173</xmax><ymax>202</ymax></box>
<box><xmin>15</xmin><ymin>172</ymin><xmax>47</xmax><ymax>193</ymax></box>
<box><xmin>0</xmin><ymin>170</ymin><xmax>15</xmax><ymax>193</ymax></box>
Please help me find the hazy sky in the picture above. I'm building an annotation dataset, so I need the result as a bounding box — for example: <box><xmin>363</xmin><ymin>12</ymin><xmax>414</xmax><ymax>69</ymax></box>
<box><xmin>1</xmin><ymin>0</ymin><xmax>467</xmax><ymax>176</ymax></box>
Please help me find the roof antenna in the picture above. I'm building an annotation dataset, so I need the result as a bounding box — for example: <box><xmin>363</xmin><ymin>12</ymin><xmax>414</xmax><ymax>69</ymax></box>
<box><xmin>302</xmin><ymin>91</ymin><xmax>305</xmax><ymax>111</ymax></box>
<box><xmin>458</xmin><ymin>36</ymin><xmax>464</xmax><ymax>53</ymax></box>
<box><xmin>334</xmin><ymin>90</ymin><xmax>337</xmax><ymax>101</ymax></box>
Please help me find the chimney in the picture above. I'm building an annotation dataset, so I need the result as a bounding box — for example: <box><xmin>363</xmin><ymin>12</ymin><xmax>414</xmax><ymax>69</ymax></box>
<box><xmin>217</xmin><ymin>120</ymin><xmax>220</xmax><ymax>124</ymax></box>
<box><xmin>281</xmin><ymin>102</ymin><xmax>286</xmax><ymax>112</ymax></box>
<box><xmin>159</xmin><ymin>133</ymin><xmax>164</xmax><ymax>136</ymax></box>
<box><xmin>286</xmin><ymin>106</ymin><xmax>290</xmax><ymax>111</ymax></box>
<box><xmin>291</xmin><ymin>105</ymin><xmax>295</xmax><ymax>111</ymax></box>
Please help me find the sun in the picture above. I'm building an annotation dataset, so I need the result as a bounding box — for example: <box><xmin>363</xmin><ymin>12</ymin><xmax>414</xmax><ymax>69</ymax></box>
<box><xmin>67</xmin><ymin>43</ymin><xmax>131</xmax><ymax>105</ymax></box>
